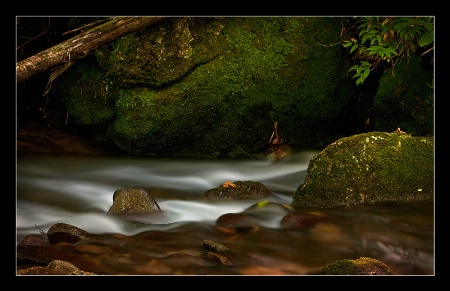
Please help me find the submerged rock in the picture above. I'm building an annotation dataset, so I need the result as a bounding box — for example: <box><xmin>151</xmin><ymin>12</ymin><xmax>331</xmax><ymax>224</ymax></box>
<box><xmin>280</xmin><ymin>212</ymin><xmax>323</xmax><ymax>229</ymax></box>
<box><xmin>215</xmin><ymin>213</ymin><xmax>260</xmax><ymax>231</ymax></box>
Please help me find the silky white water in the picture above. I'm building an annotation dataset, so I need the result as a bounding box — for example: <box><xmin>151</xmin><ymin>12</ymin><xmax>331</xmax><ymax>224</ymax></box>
<box><xmin>16</xmin><ymin>150</ymin><xmax>434</xmax><ymax>275</ymax></box>
<box><xmin>17</xmin><ymin>151</ymin><xmax>314</xmax><ymax>239</ymax></box>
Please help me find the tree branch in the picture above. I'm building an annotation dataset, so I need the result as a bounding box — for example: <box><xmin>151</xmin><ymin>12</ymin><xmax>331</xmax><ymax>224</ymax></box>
<box><xmin>16</xmin><ymin>16</ymin><xmax>169</xmax><ymax>84</ymax></box>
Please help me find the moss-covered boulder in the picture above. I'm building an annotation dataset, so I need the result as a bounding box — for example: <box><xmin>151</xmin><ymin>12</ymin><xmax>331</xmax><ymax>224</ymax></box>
<box><xmin>292</xmin><ymin>131</ymin><xmax>433</xmax><ymax>208</ymax></box>
<box><xmin>312</xmin><ymin>257</ymin><xmax>395</xmax><ymax>275</ymax></box>
<box><xmin>55</xmin><ymin>17</ymin><xmax>357</xmax><ymax>157</ymax></box>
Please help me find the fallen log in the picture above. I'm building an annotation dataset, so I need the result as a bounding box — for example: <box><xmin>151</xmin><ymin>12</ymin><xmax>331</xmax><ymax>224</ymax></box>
<box><xmin>16</xmin><ymin>16</ymin><xmax>169</xmax><ymax>84</ymax></box>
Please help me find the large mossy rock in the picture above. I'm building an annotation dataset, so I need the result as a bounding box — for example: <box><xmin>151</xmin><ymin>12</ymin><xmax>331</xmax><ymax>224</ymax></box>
<box><xmin>292</xmin><ymin>131</ymin><xmax>433</xmax><ymax>208</ymax></box>
<box><xmin>55</xmin><ymin>17</ymin><xmax>356</xmax><ymax>157</ymax></box>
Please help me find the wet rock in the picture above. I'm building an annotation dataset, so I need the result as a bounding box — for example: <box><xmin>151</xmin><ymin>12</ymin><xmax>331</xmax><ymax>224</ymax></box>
<box><xmin>17</xmin><ymin>241</ymin><xmax>105</xmax><ymax>274</ymax></box>
<box><xmin>311</xmin><ymin>257</ymin><xmax>395</xmax><ymax>275</ymax></box>
<box><xmin>47</xmin><ymin>223</ymin><xmax>97</xmax><ymax>244</ymax></box>
<box><xmin>202</xmin><ymin>240</ymin><xmax>233</xmax><ymax>266</ymax></box>
<box><xmin>18</xmin><ymin>235</ymin><xmax>48</xmax><ymax>246</ymax></box>
<box><xmin>203</xmin><ymin>181</ymin><xmax>273</xmax><ymax>201</ymax></box>
<box><xmin>206</xmin><ymin>252</ymin><xmax>234</xmax><ymax>265</ymax></box>
<box><xmin>202</xmin><ymin>240</ymin><xmax>230</xmax><ymax>253</ymax></box>
<box><xmin>215</xmin><ymin>201</ymin><xmax>292</xmax><ymax>232</ymax></box>
<box><xmin>108</xmin><ymin>188</ymin><xmax>162</xmax><ymax>215</ymax></box>
<box><xmin>215</xmin><ymin>213</ymin><xmax>259</xmax><ymax>231</ymax></box>
<box><xmin>17</xmin><ymin>260</ymin><xmax>96</xmax><ymax>275</ymax></box>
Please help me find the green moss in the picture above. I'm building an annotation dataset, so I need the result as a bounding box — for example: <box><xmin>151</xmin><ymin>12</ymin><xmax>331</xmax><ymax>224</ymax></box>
<box><xmin>56</xmin><ymin>17</ymin><xmax>358</xmax><ymax>157</ymax></box>
<box><xmin>109</xmin><ymin>85</ymin><xmax>223</xmax><ymax>155</ymax></box>
<box><xmin>374</xmin><ymin>54</ymin><xmax>434</xmax><ymax>136</ymax></box>
<box><xmin>55</xmin><ymin>55</ymin><xmax>115</xmax><ymax>127</ymax></box>
<box><xmin>107</xmin><ymin>17</ymin><xmax>301</xmax><ymax>155</ymax></box>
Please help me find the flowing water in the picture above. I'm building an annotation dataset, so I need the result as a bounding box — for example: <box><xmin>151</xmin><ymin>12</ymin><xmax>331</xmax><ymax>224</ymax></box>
<box><xmin>16</xmin><ymin>150</ymin><xmax>434</xmax><ymax>275</ymax></box>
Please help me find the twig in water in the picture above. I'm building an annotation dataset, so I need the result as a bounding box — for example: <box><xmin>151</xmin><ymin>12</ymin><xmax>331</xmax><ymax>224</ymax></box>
<box><xmin>237</xmin><ymin>146</ymin><xmax>255</xmax><ymax>160</ymax></box>
<box><xmin>35</xmin><ymin>224</ymin><xmax>45</xmax><ymax>234</ymax></box>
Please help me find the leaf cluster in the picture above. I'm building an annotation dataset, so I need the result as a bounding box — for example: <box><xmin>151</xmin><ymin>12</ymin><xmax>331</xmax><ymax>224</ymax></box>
<box><xmin>342</xmin><ymin>17</ymin><xmax>434</xmax><ymax>85</ymax></box>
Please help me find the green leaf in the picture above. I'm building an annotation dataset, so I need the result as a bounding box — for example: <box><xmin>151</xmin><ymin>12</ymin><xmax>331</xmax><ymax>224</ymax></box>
<box><xmin>424</xmin><ymin>23</ymin><xmax>433</xmax><ymax>30</ymax></box>
<box><xmin>394</xmin><ymin>22</ymin><xmax>406</xmax><ymax>30</ymax></box>
<box><xmin>419</xmin><ymin>31</ymin><xmax>434</xmax><ymax>46</ymax></box>
<box><xmin>358</xmin><ymin>29</ymin><xmax>366</xmax><ymax>38</ymax></box>
<box><xmin>366</xmin><ymin>46</ymin><xmax>382</xmax><ymax>51</ymax></box>
<box><xmin>363</xmin><ymin>68</ymin><xmax>370</xmax><ymax>79</ymax></box>
<box><xmin>357</xmin><ymin>22</ymin><xmax>368</xmax><ymax>31</ymax></box>
<box><xmin>349</xmin><ymin>65</ymin><xmax>361</xmax><ymax>72</ymax></box>
<box><xmin>342</xmin><ymin>41</ymin><xmax>351</xmax><ymax>47</ymax></box>
<box><xmin>376</xmin><ymin>35</ymin><xmax>382</xmax><ymax>44</ymax></box>
<box><xmin>359</xmin><ymin>46</ymin><xmax>366</xmax><ymax>55</ymax></box>
<box><xmin>385</xmin><ymin>47</ymin><xmax>397</xmax><ymax>55</ymax></box>
<box><xmin>361</xmin><ymin>34</ymin><xmax>368</xmax><ymax>45</ymax></box>
<box><xmin>345</xmin><ymin>16</ymin><xmax>433</xmax><ymax>86</ymax></box>
<box><xmin>403</xmin><ymin>32</ymin><xmax>410</xmax><ymax>41</ymax></box>
<box><xmin>350</xmin><ymin>44</ymin><xmax>359</xmax><ymax>54</ymax></box>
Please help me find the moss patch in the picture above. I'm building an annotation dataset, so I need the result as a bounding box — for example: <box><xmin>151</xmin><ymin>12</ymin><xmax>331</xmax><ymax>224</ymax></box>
<box><xmin>55</xmin><ymin>55</ymin><xmax>115</xmax><ymax>128</ymax></box>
